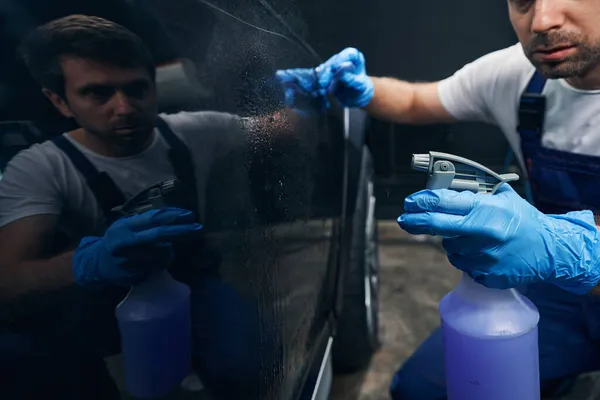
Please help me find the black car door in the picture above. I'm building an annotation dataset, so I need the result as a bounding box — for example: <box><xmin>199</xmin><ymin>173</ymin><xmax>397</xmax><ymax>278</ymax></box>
<box><xmin>0</xmin><ymin>0</ymin><xmax>345</xmax><ymax>397</ymax></box>
<box><xmin>133</xmin><ymin>1</ymin><xmax>346</xmax><ymax>398</ymax></box>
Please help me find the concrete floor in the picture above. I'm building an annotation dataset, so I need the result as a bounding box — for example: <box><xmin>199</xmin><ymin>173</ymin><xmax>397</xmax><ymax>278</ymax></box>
<box><xmin>330</xmin><ymin>221</ymin><xmax>600</xmax><ymax>400</ymax></box>
<box><xmin>330</xmin><ymin>221</ymin><xmax>459</xmax><ymax>400</ymax></box>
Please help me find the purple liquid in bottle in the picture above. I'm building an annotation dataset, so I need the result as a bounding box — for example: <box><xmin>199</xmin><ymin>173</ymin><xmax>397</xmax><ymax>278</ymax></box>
<box><xmin>116</xmin><ymin>270</ymin><xmax>191</xmax><ymax>398</ymax></box>
<box><xmin>439</xmin><ymin>274</ymin><xmax>540</xmax><ymax>400</ymax></box>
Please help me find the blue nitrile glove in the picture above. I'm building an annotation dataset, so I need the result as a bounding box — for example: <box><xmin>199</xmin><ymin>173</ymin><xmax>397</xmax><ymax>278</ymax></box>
<box><xmin>397</xmin><ymin>184</ymin><xmax>600</xmax><ymax>295</ymax></box>
<box><xmin>273</xmin><ymin>67</ymin><xmax>330</xmax><ymax>115</ymax></box>
<box><xmin>73</xmin><ymin>207</ymin><xmax>203</xmax><ymax>289</ymax></box>
<box><xmin>275</xmin><ymin>47</ymin><xmax>375</xmax><ymax>111</ymax></box>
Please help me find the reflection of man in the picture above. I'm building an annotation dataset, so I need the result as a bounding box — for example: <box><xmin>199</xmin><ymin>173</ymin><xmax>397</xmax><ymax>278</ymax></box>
<box><xmin>0</xmin><ymin>14</ymin><xmax>275</xmax><ymax>398</ymax></box>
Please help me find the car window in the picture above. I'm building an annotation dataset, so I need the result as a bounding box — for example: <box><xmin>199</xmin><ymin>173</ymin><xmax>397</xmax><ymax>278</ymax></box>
<box><xmin>256</xmin><ymin>0</ymin><xmax>310</xmax><ymax>41</ymax></box>
<box><xmin>128</xmin><ymin>0</ymin><xmax>321</xmax><ymax>116</ymax></box>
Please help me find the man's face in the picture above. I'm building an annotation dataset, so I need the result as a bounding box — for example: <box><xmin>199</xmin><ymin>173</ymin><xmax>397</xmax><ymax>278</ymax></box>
<box><xmin>509</xmin><ymin>0</ymin><xmax>600</xmax><ymax>79</ymax></box>
<box><xmin>48</xmin><ymin>56</ymin><xmax>157</xmax><ymax>152</ymax></box>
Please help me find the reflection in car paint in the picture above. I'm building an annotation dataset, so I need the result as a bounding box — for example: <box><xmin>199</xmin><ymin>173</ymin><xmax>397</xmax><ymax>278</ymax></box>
<box><xmin>0</xmin><ymin>1</ymin><xmax>350</xmax><ymax>399</ymax></box>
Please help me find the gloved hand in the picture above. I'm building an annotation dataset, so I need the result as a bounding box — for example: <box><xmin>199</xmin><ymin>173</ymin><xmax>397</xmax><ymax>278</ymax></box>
<box><xmin>275</xmin><ymin>47</ymin><xmax>375</xmax><ymax>111</ymax></box>
<box><xmin>397</xmin><ymin>184</ymin><xmax>600</xmax><ymax>295</ymax></box>
<box><xmin>73</xmin><ymin>207</ymin><xmax>203</xmax><ymax>289</ymax></box>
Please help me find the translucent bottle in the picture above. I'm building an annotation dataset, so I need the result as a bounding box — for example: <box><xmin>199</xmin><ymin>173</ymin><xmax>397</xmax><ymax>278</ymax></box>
<box><xmin>115</xmin><ymin>269</ymin><xmax>191</xmax><ymax>398</ymax></box>
<box><xmin>439</xmin><ymin>273</ymin><xmax>540</xmax><ymax>400</ymax></box>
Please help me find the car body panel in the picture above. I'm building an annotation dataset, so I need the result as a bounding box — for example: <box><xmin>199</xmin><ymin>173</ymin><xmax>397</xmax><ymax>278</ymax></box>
<box><xmin>0</xmin><ymin>1</ymin><xmax>367</xmax><ymax>399</ymax></box>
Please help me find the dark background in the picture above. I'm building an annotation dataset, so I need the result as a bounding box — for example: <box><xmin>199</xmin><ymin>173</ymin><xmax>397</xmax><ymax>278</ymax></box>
<box><xmin>295</xmin><ymin>0</ymin><xmax>522</xmax><ymax>218</ymax></box>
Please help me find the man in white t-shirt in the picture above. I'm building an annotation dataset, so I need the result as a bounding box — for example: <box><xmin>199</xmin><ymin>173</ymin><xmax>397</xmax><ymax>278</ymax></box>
<box><xmin>0</xmin><ymin>14</ymin><xmax>285</xmax><ymax>399</ymax></box>
<box><xmin>278</xmin><ymin>0</ymin><xmax>600</xmax><ymax>398</ymax></box>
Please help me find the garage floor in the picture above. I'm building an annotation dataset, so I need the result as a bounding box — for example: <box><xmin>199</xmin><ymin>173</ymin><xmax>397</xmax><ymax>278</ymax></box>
<box><xmin>329</xmin><ymin>221</ymin><xmax>458</xmax><ymax>400</ymax></box>
<box><xmin>330</xmin><ymin>221</ymin><xmax>600</xmax><ymax>400</ymax></box>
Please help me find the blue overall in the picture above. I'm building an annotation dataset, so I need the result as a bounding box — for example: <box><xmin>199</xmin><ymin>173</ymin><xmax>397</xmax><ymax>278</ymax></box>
<box><xmin>0</xmin><ymin>118</ymin><xmax>195</xmax><ymax>399</ymax></box>
<box><xmin>390</xmin><ymin>71</ymin><xmax>600</xmax><ymax>400</ymax></box>
<box><xmin>0</xmin><ymin>117</ymin><xmax>269</xmax><ymax>399</ymax></box>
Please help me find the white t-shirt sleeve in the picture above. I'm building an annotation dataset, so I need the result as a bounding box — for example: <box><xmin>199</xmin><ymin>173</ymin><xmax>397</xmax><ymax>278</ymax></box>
<box><xmin>160</xmin><ymin>110</ymin><xmax>246</xmax><ymax>155</ymax></box>
<box><xmin>0</xmin><ymin>146</ymin><xmax>62</xmax><ymax>227</ymax></box>
<box><xmin>438</xmin><ymin>44</ymin><xmax>535</xmax><ymax>125</ymax></box>
<box><xmin>161</xmin><ymin>110</ymin><xmax>242</xmax><ymax>134</ymax></box>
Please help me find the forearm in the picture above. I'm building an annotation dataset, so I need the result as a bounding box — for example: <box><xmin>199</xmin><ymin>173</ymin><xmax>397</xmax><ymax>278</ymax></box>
<box><xmin>365</xmin><ymin>77</ymin><xmax>415</xmax><ymax>123</ymax></box>
<box><xmin>364</xmin><ymin>77</ymin><xmax>455</xmax><ymax>125</ymax></box>
<box><xmin>0</xmin><ymin>250</ymin><xmax>75</xmax><ymax>302</ymax></box>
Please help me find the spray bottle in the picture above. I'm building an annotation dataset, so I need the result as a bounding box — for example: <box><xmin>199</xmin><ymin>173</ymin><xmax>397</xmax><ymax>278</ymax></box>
<box><xmin>411</xmin><ymin>151</ymin><xmax>540</xmax><ymax>400</ymax></box>
<box><xmin>114</xmin><ymin>179</ymin><xmax>192</xmax><ymax>398</ymax></box>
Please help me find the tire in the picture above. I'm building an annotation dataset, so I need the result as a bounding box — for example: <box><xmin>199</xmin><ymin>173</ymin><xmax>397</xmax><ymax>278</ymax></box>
<box><xmin>332</xmin><ymin>146</ymin><xmax>380</xmax><ymax>373</ymax></box>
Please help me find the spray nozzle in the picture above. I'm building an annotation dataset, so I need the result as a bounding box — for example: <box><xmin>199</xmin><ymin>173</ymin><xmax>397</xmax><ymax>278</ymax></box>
<box><xmin>411</xmin><ymin>151</ymin><xmax>519</xmax><ymax>194</ymax></box>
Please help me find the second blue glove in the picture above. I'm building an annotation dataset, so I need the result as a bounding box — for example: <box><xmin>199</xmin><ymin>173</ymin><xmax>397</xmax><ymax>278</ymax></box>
<box><xmin>73</xmin><ymin>207</ymin><xmax>203</xmax><ymax>289</ymax></box>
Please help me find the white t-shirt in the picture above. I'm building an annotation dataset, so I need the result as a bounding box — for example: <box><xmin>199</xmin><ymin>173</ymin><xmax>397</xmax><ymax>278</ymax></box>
<box><xmin>438</xmin><ymin>43</ymin><xmax>600</xmax><ymax>170</ymax></box>
<box><xmin>0</xmin><ymin>111</ymin><xmax>244</xmax><ymax>239</ymax></box>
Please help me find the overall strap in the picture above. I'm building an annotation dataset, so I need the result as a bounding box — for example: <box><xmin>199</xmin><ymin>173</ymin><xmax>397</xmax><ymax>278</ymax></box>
<box><xmin>155</xmin><ymin>117</ymin><xmax>199</xmax><ymax>220</ymax></box>
<box><xmin>516</xmin><ymin>71</ymin><xmax>547</xmax><ymax>206</ymax></box>
<box><xmin>517</xmin><ymin>71</ymin><xmax>548</xmax><ymax>139</ymax></box>
<box><xmin>155</xmin><ymin>116</ymin><xmax>191</xmax><ymax>163</ymax></box>
<box><xmin>52</xmin><ymin>135</ymin><xmax>126</xmax><ymax>223</ymax></box>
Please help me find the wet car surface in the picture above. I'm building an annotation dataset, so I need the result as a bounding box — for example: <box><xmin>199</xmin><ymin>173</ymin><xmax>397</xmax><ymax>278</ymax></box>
<box><xmin>0</xmin><ymin>1</ymin><xmax>379</xmax><ymax>399</ymax></box>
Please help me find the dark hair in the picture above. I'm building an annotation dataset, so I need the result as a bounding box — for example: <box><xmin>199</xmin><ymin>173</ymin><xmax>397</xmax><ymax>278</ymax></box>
<box><xmin>18</xmin><ymin>14</ymin><xmax>156</xmax><ymax>98</ymax></box>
